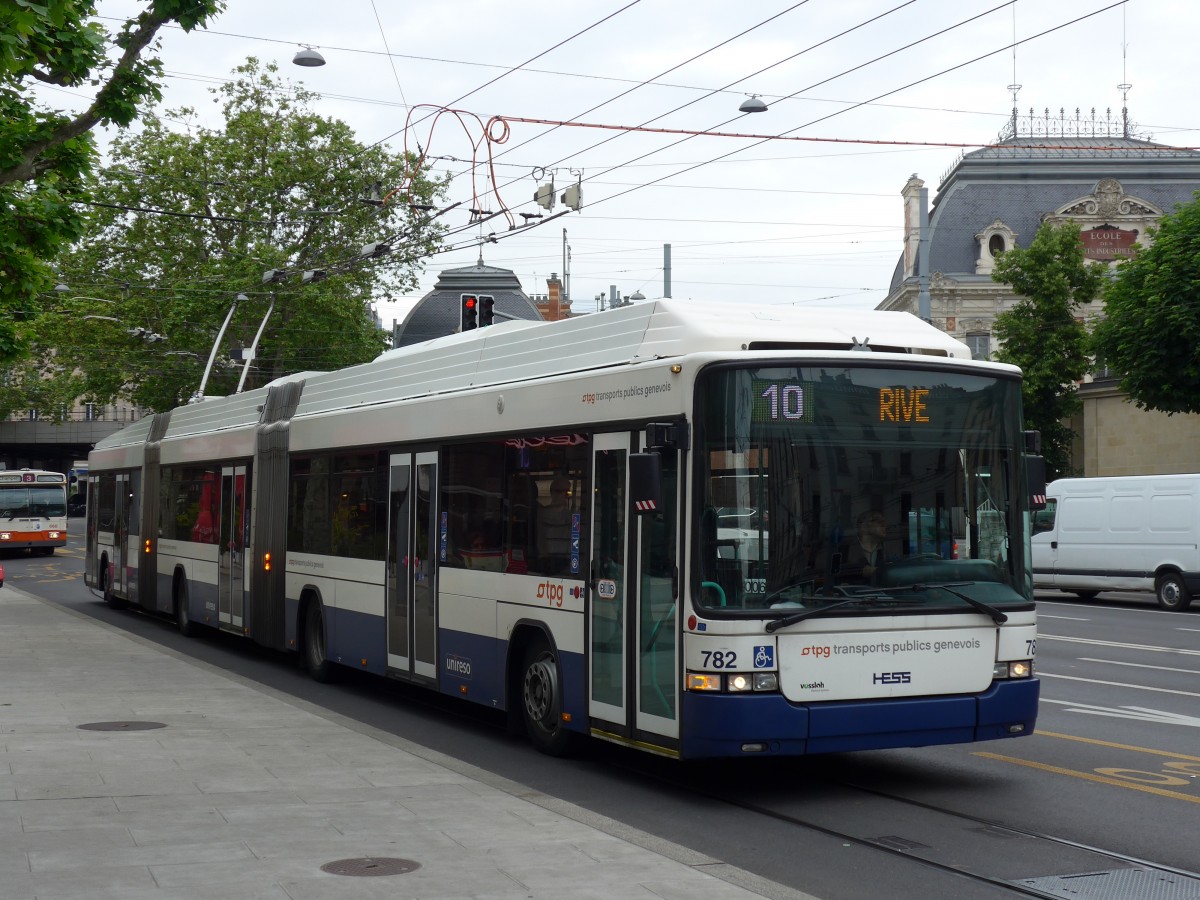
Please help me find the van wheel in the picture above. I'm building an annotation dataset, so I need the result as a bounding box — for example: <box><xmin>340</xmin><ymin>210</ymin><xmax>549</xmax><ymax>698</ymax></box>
<box><xmin>520</xmin><ymin>638</ymin><xmax>575</xmax><ymax>756</ymax></box>
<box><xmin>1071</xmin><ymin>590</ymin><xmax>1099</xmax><ymax>601</ymax></box>
<box><xmin>1155</xmin><ymin>573</ymin><xmax>1192</xmax><ymax>612</ymax></box>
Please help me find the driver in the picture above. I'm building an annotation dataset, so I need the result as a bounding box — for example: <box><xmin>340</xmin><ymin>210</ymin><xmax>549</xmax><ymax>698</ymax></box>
<box><xmin>843</xmin><ymin>509</ymin><xmax>887</xmax><ymax>585</ymax></box>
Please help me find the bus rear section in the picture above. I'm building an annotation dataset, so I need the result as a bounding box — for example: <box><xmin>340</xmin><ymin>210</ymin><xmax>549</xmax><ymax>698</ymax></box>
<box><xmin>0</xmin><ymin>470</ymin><xmax>69</xmax><ymax>555</ymax></box>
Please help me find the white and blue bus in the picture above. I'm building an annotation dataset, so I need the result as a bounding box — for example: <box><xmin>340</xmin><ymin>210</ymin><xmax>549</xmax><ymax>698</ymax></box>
<box><xmin>86</xmin><ymin>301</ymin><xmax>1042</xmax><ymax>758</ymax></box>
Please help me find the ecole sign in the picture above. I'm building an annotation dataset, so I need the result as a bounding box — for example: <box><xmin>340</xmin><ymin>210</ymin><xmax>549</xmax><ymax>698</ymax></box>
<box><xmin>1080</xmin><ymin>225</ymin><xmax>1138</xmax><ymax>261</ymax></box>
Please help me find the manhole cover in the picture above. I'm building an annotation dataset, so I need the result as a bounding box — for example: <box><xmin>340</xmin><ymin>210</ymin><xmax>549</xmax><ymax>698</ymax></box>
<box><xmin>321</xmin><ymin>857</ymin><xmax>420</xmax><ymax>877</ymax></box>
<box><xmin>77</xmin><ymin>721</ymin><xmax>167</xmax><ymax>731</ymax></box>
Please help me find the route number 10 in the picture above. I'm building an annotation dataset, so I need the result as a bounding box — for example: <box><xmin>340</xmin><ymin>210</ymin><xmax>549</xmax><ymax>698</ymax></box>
<box><xmin>760</xmin><ymin>384</ymin><xmax>805</xmax><ymax>420</ymax></box>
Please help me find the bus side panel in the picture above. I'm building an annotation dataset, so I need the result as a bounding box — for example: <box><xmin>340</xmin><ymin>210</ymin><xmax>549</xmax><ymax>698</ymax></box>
<box><xmin>157</xmin><ymin>544</ymin><xmax>219</xmax><ymax>623</ymax></box>
<box><xmin>437</xmin><ymin>628</ymin><xmax>501</xmax><ymax>706</ymax></box>
<box><xmin>326</xmin><ymin>570</ymin><xmax>386</xmax><ymax>675</ymax></box>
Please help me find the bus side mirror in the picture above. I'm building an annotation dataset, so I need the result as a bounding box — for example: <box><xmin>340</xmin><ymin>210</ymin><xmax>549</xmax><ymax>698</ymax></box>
<box><xmin>1025</xmin><ymin>454</ymin><xmax>1047</xmax><ymax>511</ymax></box>
<box><xmin>629</xmin><ymin>452</ymin><xmax>662</xmax><ymax>516</ymax></box>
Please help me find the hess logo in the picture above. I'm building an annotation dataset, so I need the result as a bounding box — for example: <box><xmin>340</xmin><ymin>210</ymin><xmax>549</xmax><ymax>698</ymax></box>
<box><xmin>873</xmin><ymin>671</ymin><xmax>912</xmax><ymax>685</ymax></box>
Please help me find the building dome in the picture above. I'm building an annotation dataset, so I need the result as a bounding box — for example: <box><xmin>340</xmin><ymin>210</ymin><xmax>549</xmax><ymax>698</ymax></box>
<box><xmin>393</xmin><ymin>259</ymin><xmax>542</xmax><ymax>347</ymax></box>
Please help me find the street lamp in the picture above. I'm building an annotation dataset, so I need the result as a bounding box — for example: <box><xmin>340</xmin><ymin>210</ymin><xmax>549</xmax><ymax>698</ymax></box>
<box><xmin>293</xmin><ymin>45</ymin><xmax>326</xmax><ymax>67</ymax></box>
<box><xmin>738</xmin><ymin>94</ymin><xmax>769</xmax><ymax>113</ymax></box>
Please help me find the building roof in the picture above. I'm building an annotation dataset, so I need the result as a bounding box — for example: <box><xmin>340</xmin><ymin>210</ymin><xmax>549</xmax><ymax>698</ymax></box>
<box><xmin>393</xmin><ymin>259</ymin><xmax>543</xmax><ymax>347</ymax></box>
<box><xmin>889</xmin><ymin>133</ymin><xmax>1200</xmax><ymax>293</ymax></box>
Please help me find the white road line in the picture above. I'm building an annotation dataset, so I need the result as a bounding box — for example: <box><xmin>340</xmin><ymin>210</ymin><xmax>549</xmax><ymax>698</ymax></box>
<box><xmin>1039</xmin><ymin>697</ymin><xmax>1200</xmax><ymax>727</ymax></box>
<box><xmin>1076</xmin><ymin>657</ymin><xmax>1200</xmax><ymax>676</ymax></box>
<box><xmin>1038</xmin><ymin>672</ymin><xmax>1200</xmax><ymax>699</ymax></box>
<box><xmin>1039</xmin><ymin>633</ymin><xmax>1200</xmax><ymax>656</ymax></box>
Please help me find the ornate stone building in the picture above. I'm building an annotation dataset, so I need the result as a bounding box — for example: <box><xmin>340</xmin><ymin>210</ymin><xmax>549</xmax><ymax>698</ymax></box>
<box><xmin>879</xmin><ymin>111</ymin><xmax>1200</xmax><ymax>476</ymax></box>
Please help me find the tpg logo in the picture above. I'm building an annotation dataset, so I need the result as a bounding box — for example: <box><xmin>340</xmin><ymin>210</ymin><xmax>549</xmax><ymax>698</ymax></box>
<box><xmin>873</xmin><ymin>671</ymin><xmax>912</xmax><ymax>685</ymax></box>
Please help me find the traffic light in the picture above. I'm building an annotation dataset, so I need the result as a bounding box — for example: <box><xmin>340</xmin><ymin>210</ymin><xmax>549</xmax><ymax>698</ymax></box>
<box><xmin>479</xmin><ymin>294</ymin><xmax>495</xmax><ymax>327</ymax></box>
<box><xmin>533</xmin><ymin>179</ymin><xmax>555</xmax><ymax>210</ymax></box>
<box><xmin>460</xmin><ymin>293</ymin><xmax>478</xmax><ymax>331</ymax></box>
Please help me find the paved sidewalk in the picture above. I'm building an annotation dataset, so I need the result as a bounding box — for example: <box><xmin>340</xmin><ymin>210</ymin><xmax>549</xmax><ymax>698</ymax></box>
<box><xmin>0</xmin><ymin>585</ymin><xmax>818</xmax><ymax>900</ymax></box>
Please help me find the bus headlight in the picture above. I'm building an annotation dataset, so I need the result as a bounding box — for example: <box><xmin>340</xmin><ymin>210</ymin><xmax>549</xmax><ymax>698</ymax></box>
<box><xmin>687</xmin><ymin>672</ymin><xmax>780</xmax><ymax>692</ymax></box>
<box><xmin>727</xmin><ymin>673</ymin><xmax>753</xmax><ymax>692</ymax></box>
<box><xmin>994</xmin><ymin>660</ymin><xmax>1033</xmax><ymax>679</ymax></box>
<box><xmin>753</xmin><ymin>672</ymin><xmax>779</xmax><ymax>691</ymax></box>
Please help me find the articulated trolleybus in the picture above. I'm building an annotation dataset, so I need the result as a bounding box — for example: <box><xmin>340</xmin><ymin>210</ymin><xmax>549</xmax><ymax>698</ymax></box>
<box><xmin>86</xmin><ymin>301</ymin><xmax>1043</xmax><ymax>758</ymax></box>
<box><xmin>0</xmin><ymin>469</ymin><xmax>68</xmax><ymax>555</ymax></box>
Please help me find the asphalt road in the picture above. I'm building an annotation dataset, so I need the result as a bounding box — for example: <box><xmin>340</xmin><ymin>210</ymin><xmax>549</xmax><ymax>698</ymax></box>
<box><xmin>5</xmin><ymin>524</ymin><xmax>1200</xmax><ymax>900</ymax></box>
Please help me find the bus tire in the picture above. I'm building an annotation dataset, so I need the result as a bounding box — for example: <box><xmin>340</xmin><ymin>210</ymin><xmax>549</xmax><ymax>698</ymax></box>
<box><xmin>520</xmin><ymin>638</ymin><xmax>575</xmax><ymax>756</ymax></box>
<box><xmin>175</xmin><ymin>578</ymin><xmax>196</xmax><ymax>637</ymax></box>
<box><xmin>101</xmin><ymin>559</ymin><xmax>125</xmax><ymax>610</ymax></box>
<box><xmin>303</xmin><ymin>601</ymin><xmax>333</xmax><ymax>683</ymax></box>
<box><xmin>1071</xmin><ymin>590</ymin><xmax>1099</xmax><ymax>601</ymax></box>
<box><xmin>1155</xmin><ymin>572</ymin><xmax>1192</xmax><ymax>612</ymax></box>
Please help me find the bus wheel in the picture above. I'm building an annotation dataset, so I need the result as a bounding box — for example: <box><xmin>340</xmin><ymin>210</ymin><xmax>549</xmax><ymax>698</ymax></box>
<box><xmin>1155</xmin><ymin>573</ymin><xmax>1192</xmax><ymax>611</ymax></box>
<box><xmin>1071</xmin><ymin>590</ymin><xmax>1099</xmax><ymax>601</ymax></box>
<box><xmin>175</xmin><ymin>579</ymin><xmax>196</xmax><ymax>637</ymax></box>
<box><xmin>521</xmin><ymin>639</ymin><xmax>574</xmax><ymax>756</ymax></box>
<box><xmin>101</xmin><ymin>560</ymin><xmax>125</xmax><ymax>610</ymax></box>
<box><xmin>304</xmin><ymin>601</ymin><xmax>333</xmax><ymax>683</ymax></box>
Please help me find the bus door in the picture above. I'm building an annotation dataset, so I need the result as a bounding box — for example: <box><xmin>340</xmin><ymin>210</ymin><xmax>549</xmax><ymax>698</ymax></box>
<box><xmin>386</xmin><ymin>451</ymin><xmax>438</xmax><ymax>683</ymax></box>
<box><xmin>218</xmin><ymin>465</ymin><xmax>249</xmax><ymax>630</ymax></box>
<box><xmin>113</xmin><ymin>473</ymin><xmax>131</xmax><ymax>598</ymax></box>
<box><xmin>588</xmin><ymin>433</ymin><xmax>679</xmax><ymax>745</ymax></box>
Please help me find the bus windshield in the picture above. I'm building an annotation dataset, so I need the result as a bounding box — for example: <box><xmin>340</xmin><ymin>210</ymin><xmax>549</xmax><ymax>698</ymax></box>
<box><xmin>0</xmin><ymin>486</ymin><xmax>68</xmax><ymax>519</ymax></box>
<box><xmin>696</xmin><ymin>364</ymin><xmax>1031</xmax><ymax>614</ymax></box>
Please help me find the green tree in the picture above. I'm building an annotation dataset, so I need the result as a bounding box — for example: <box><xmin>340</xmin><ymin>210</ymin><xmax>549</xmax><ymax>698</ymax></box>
<box><xmin>0</xmin><ymin>0</ymin><xmax>224</xmax><ymax>364</ymax></box>
<box><xmin>1091</xmin><ymin>194</ymin><xmax>1200</xmax><ymax>415</ymax></box>
<box><xmin>991</xmin><ymin>221</ymin><xmax>1105</xmax><ymax>479</ymax></box>
<box><xmin>12</xmin><ymin>58</ymin><xmax>446</xmax><ymax>414</ymax></box>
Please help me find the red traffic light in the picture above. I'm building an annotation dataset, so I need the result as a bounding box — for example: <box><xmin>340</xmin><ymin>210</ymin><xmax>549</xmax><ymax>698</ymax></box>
<box><xmin>461</xmin><ymin>293</ymin><xmax>478</xmax><ymax>330</ymax></box>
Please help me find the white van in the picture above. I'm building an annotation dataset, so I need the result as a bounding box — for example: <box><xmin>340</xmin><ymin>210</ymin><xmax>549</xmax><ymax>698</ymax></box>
<box><xmin>1031</xmin><ymin>474</ymin><xmax>1200</xmax><ymax>611</ymax></box>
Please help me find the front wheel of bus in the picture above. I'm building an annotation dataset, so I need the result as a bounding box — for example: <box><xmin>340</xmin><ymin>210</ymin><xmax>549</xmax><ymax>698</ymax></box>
<box><xmin>304</xmin><ymin>601</ymin><xmax>333</xmax><ymax>683</ymax></box>
<box><xmin>1155</xmin><ymin>572</ymin><xmax>1192</xmax><ymax>611</ymax></box>
<box><xmin>521</xmin><ymin>639</ymin><xmax>575</xmax><ymax>756</ymax></box>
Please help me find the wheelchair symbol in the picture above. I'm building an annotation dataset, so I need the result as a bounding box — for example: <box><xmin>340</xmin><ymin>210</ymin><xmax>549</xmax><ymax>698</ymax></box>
<box><xmin>754</xmin><ymin>645</ymin><xmax>774</xmax><ymax>668</ymax></box>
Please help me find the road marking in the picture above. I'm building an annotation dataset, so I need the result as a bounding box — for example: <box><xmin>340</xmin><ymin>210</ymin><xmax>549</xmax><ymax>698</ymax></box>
<box><xmin>1033</xmin><ymin>730</ymin><xmax>1200</xmax><ymax>761</ymax></box>
<box><xmin>1040</xmin><ymin>696</ymin><xmax>1200</xmax><ymax>725</ymax></box>
<box><xmin>1178</xmin><ymin>628</ymin><xmax>1200</xmax><ymax>634</ymax></box>
<box><xmin>1038</xmin><ymin>614</ymin><xmax>1091</xmax><ymax>621</ymax></box>
<box><xmin>1077</xmin><ymin>657</ymin><xmax>1200</xmax><ymax>676</ymax></box>
<box><xmin>1040</xmin><ymin>633</ymin><xmax>1200</xmax><ymax>656</ymax></box>
<box><xmin>973</xmin><ymin>752</ymin><xmax>1200</xmax><ymax>803</ymax></box>
<box><xmin>1036</xmin><ymin>599</ymin><xmax>1174</xmax><ymax>615</ymax></box>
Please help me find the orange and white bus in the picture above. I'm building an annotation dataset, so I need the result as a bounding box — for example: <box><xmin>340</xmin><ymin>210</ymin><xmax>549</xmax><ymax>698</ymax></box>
<box><xmin>0</xmin><ymin>469</ymin><xmax>68</xmax><ymax>555</ymax></box>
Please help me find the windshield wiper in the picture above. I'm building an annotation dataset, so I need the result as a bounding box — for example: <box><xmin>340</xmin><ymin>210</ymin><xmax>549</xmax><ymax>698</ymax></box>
<box><xmin>765</xmin><ymin>594</ymin><xmax>907</xmax><ymax>632</ymax></box>
<box><xmin>891</xmin><ymin>581</ymin><xmax>1008</xmax><ymax>624</ymax></box>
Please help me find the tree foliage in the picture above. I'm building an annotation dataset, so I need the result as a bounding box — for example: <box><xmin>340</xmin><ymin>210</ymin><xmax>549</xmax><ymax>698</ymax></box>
<box><xmin>991</xmin><ymin>221</ymin><xmax>1105</xmax><ymax>479</ymax></box>
<box><xmin>5</xmin><ymin>59</ymin><xmax>447</xmax><ymax>415</ymax></box>
<box><xmin>1091</xmin><ymin>194</ymin><xmax>1200</xmax><ymax>415</ymax></box>
<box><xmin>1</xmin><ymin>0</ymin><xmax>224</xmax><ymax>364</ymax></box>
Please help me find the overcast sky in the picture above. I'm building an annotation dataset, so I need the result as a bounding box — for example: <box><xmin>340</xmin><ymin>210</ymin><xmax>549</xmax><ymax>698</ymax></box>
<box><xmin>61</xmin><ymin>1</ymin><xmax>1197</xmax><ymax>324</ymax></box>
